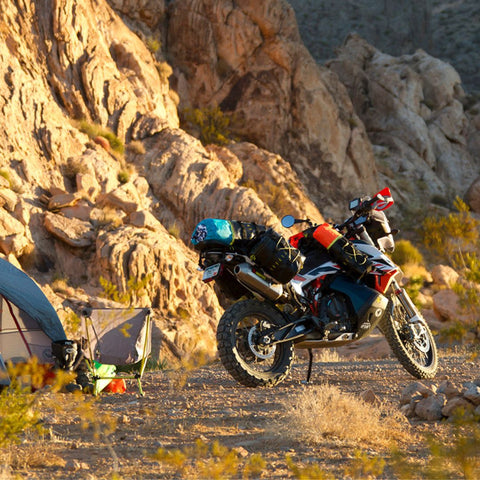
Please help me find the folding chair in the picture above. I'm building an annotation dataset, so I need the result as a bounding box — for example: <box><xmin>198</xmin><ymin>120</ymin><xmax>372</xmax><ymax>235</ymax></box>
<box><xmin>81</xmin><ymin>307</ymin><xmax>152</xmax><ymax>396</ymax></box>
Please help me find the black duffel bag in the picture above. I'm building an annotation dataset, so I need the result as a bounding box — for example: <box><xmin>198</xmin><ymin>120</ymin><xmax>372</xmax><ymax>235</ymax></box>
<box><xmin>249</xmin><ymin>229</ymin><xmax>301</xmax><ymax>284</ymax></box>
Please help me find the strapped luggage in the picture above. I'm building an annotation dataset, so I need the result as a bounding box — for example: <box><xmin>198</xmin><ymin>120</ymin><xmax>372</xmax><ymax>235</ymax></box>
<box><xmin>249</xmin><ymin>229</ymin><xmax>301</xmax><ymax>284</ymax></box>
<box><xmin>191</xmin><ymin>219</ymin><xmax>266</xmax><ymax>252</ymax></box>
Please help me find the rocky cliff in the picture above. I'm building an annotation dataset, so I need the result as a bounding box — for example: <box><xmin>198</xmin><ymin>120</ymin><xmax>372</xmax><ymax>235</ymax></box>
<box><xmin>0</xmin><ymin>0</ymin><xmax>478</xmax><ymax>364</ymax></box>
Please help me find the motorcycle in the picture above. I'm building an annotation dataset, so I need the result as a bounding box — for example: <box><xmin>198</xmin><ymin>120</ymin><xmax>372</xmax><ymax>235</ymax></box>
<box><xmin>191</xmin><ymin>187</ymin><xmax>438</xmax><ymax>387</ymax></box>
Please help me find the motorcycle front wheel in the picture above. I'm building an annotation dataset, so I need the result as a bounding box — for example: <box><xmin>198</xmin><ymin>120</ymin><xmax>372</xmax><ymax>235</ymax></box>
<box><xmin>381</xmin><ymin>298</ymin><xmax>438</xmax><ymax>379</ymax></box>
<box><xmin>216</xmin><ymin>299</ymin><xmax>294</xmax><ymax>387</ymax></box>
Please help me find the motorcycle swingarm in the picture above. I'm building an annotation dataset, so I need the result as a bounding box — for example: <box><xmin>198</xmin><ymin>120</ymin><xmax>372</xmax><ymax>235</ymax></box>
<box><xmin>260</xmin><ymin>319</ymin><xmax>314</xmax><ymax>345</ymax></box>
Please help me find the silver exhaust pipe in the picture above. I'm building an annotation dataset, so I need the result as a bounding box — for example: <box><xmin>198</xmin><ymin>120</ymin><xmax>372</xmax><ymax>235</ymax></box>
<box><xmin>234</xmin><ymin>263</ymin><xmax>284</xmax><ymax>301</ymax></box>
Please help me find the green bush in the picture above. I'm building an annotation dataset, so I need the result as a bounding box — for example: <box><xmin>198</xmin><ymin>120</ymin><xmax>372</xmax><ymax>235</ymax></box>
<box><xmin>390</xmin><ymin>239</ymin><xmax>424</xmax><ymax>266</ymax></box>
<box><xmin>421</xmin><ymin>197</ymin><xmax>480</xmax><ymax>342</ymax></box>
<box><xmin>182</xmin><ymin>106</ymin><xmax>235</xmax><ymax>146</ymax></box>
<box><xmin>76</xmin><ymin>119</ymin><xmax>125</xmax><ymax>155</ymax></box>
<box><xmin>117</xmin><ymin>170</ymin><xmax>130</xmax><ymax>184</ymax></box>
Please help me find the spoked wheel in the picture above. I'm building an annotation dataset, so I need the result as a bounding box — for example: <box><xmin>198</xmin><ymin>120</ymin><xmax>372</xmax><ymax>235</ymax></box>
<box><xmin>216</xmin><ymin>299</ymin><xmax>294</xmax><ymax>387</ymax></box>
<box><xmin>381</xmin><ymin>299</ymin><xmax>438</xmax><ymax>379</ymax></box>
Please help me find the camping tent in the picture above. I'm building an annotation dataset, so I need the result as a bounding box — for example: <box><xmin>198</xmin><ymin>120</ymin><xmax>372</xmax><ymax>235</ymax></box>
<box><xmin>0</xmin><ymin>258</ymin><xmax>66</xmax><ymax>365</ymax></box>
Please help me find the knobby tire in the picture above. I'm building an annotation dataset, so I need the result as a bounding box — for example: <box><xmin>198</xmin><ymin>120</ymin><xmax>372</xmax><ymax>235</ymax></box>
<box><xmin>381</xmin><ymin>300</ymin><xmax>438</xmax><ymax>379</ymax></box>
<box><xmin>216</xmin><ymin>299</ymin><xmax>294</xmax><ymax>387</ymax></box>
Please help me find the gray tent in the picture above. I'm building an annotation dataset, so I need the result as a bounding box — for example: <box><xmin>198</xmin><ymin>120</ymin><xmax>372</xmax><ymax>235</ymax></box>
<box><xmin>0</xmin><ymin>258</ymin><xmax>66</xmax><ymax>373</ymax></box>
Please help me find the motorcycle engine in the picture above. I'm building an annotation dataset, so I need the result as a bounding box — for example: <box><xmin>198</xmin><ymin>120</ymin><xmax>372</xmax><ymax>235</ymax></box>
<box><xmin>315</xmin><ymin>293</ymin><xmax>353</xmax><ymax>335</ymax></box>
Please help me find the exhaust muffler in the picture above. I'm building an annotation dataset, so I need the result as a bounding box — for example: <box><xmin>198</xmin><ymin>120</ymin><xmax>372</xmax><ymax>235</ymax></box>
<box><xmin>234</xmin><ymin>263</ymin><xmax>284</xmax><ymax>301</ymax></box>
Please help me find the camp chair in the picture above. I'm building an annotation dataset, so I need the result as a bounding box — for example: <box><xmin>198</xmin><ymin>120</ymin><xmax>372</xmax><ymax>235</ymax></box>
<box><xmin>81</xmin><ymin>307</ymin><xmax>152</xmax><ymax>396</ymax></box>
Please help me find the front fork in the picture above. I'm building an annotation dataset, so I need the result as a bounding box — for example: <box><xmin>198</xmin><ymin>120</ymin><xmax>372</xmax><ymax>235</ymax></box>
<box><xmin>391</xmin><ymin>280</ymin><xmax>431</xmax><ymax>352</ymax></box>
<box><xmin>392</xmin><ymin>279</ymin><xmax>422</xmax><ymax>321</ymax></box>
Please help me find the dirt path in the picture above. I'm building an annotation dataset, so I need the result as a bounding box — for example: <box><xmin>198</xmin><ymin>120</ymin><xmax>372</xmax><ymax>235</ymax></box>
<box><xmin>5</xmin><ymin>349</ymin><xmax>478</xmax><ymax>479</ymax></box>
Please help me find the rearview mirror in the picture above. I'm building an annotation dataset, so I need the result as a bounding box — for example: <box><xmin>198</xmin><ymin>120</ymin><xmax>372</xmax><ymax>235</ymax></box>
<box><xmin>281</xmin><ymin>215</ymin><xmax>296</xmax><ymax>228</ymax></box>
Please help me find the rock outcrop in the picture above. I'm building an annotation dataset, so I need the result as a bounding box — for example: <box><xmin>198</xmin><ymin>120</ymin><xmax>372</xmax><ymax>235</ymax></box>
<box><xmin>0</xmin><ymin>0</ymin><xmax>324</xmax><ymax>364</ymax></box>
<box><xmin>0</xmin><ymin>0</ymin><xmax>478</xmax><ymax>365</ymax></box>
<box><xmin>165</xmin><ymin>0</ymin><xmax>378</xmax><ymax>218</ymax></box>
<box><xmin>328</xmin><ymin>34</ymin><xmax>480</xmax><ymax>211</ymax></box>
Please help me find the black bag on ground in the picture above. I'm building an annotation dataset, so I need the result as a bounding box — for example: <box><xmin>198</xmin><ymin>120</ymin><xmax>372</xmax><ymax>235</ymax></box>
<box><xmin>249</xmin><ymin>229</ymin><xmax>301</xmax><ymax>284</ymax></box>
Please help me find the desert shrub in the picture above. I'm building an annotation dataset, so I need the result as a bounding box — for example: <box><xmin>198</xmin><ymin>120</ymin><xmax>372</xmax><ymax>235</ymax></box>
<box><xmin>64</xmin><ymin>155</ymin><xmax>91</xmax><ymax>178</ymax></box>
<box><xmin>63</xmin><ymin>310</ymin><xmax>81</xmax><ymax>338</ymax></box>
<box><xmin>421</xmin><ymin>197</ymin><xmax>480</xmax><ymax>342</ymax></box>
<box><xmin>51</xmin><ymin>274</ymin><xmax>72</xmax><ymax>294</ymax></box>
<box><xmin>99</xmin><ymin>274</ymin><xmax>152</xmax><ymax>307</ymax></box>
<box><xmin>277</xmin><ymin>384</ymin><xmax>410</xmax><ymax>449</ymax></box>
<box><xmin>76</xmin><ymin>119</ymin><xmax>125</xmax><ymax>155</ymax></box>
<box><xmin>152</xmin><ymin>439</ymin><xmax>266</xmax><ymax>479</ymax></box>
<box><xmin>156</xmin><ymin>61</ymin><xmax>173</xmax><ymax>82</ymax></box>
<box><xmin>286</xmin><ymin>455</ymin><xmax>334</xmax><ymax>479</ymax></box>
<box><xmin>421</xmin><ymin>197</ymin><xmax>479</xmax><ymax>261</ymax></box>
<box><xmin>182</xmin><ymin>106</ymin><xmax>235</xmax><ymax>146</ymax></box>
<box><xmin>390</xmin><ymin>239</ymin><xmax>424</xmax><ymax>266</ymax></box>
<box><xmin>168</xmin><ymin>220</ymin><xmax>180</xmax><ymax>238</ymax></box>
<box><xmin>0</xmin><ymin>359</ymin><xmax>79</xmax><ymax>448</ymax></box>
<box><xmin>146</xmin><ymin>35</ymin><xmax>161</xmax><ymax>53</ymax></box>
<box><xmin>0</xmin><ymin>168</ymin><xmax>22</xmax><ymax>193</ymax></box>
<box><xmin>391</xmin><ymin>409</ymin><xmax>480</xmax><ymax>479</ymax></box>
<box><xmin>344</xmin><ymin>450</ymin><xmax>386</xmax><ymax>479</ymax></box>
<box><xmin>0</xmin><ymin>382</ymin><xmax>43</xmax><ymax>448</ymax></box>
<box><xmin>126</xmin><ymin>140</ymin><xmax>146</xmax><ymax>155</ymax></box>
<box><xmin>95</xmin><ymin>206</ymin><xmax>124</xmax><ymax>229</ymax></box>
<box><xmin>117</xmin><ymin>169</ymin><xmax>130</xmax><ymax>184</ymax></box>
<box><xmin>0</xmin><ymin>168</ymin><xmax>12</xmax><ymax>188</ymax></box>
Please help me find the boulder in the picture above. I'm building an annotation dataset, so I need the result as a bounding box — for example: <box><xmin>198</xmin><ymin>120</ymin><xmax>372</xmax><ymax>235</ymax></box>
<box><xmin>437</xmin><ymin>380</ymin><xmax>465</xmax><ymax>400</ymax></box>
<box><xmin>414</xmin><ymin>394</ymin><xmax>446</xmax><ymax>421</ymax></box>
<box><xmin>431</xmin><ymin>265</ymin><xmax>460</xmax><ymax>287</ymax></box>
<box><xmin>465</xmin><ymin>176</ymin><xmax>480</xmax><ymax>213</ymax></box>
<box><xmin>48</xmin><ymin>193</ymin><xmax>81</xmax><ymax>211</ymax></box>
<box><xmin>400</xmin><ymin>381</ymin><xmax>436</xmax><ymax>405</ymax></box>
<box><xmin>0</xmin><ymin>188</ymin><xmax>18</xmax><ymax>212</ymax></box>
<box><xmin>76</xmin><ymin>173</ymin><xmax>101</xmax><ymax>201</ymax></box>
<box><xmin>44</xmin><ymin>212</ymin><xmax>95</xmax><ymax>248</ymax></box>
<box><xmin>464</xmin><ymin>384</ymin><xmax>480</xmax><ymax>406</ymax></box>
<box><xmin>401</xmin><ymin>379</ymin><xmax>480</xmax><ymax>421</ymax></box>
<box><xmin>432</xmin><ymin>289</ymin><xmax>461</xmax><ymax>322</ymax></box>
<box><xmin>98</xmin><ymin>183</ymin><xmax>142</xmax><ymax>214</ymax></box>
<box><xmin>128</xmin><ymin>210</ymin><xmax>162</xmax><ymax>231</ymax></box>
<box><xmin>441</xmin><ymin>396</ymin><xmax>475</xmax><ymax>417</ymax></box>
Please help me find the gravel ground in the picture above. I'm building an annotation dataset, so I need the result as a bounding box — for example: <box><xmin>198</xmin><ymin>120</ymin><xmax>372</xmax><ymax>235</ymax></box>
<box><xmin>4</xmin><ymin>346</ymin><xmax>478</xmax><ymax>479</ymax></box>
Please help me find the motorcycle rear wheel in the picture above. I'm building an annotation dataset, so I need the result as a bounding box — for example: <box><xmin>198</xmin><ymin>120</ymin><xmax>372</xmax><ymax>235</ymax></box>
<box><xmin>381</xmin><ymin>299</ymin><xmax>438</xmax><ymax>379</ymax></box>
<box><xmin>216</xmin><ymin>299</ymin><xmax>294</xmax><ymax>387</ymax></box>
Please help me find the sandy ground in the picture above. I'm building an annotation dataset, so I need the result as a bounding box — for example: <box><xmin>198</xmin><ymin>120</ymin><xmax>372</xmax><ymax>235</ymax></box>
<box><xmin>2</xmin><ymin>346</ymin><xmax>478</xmax><ymax>479</ymax></box>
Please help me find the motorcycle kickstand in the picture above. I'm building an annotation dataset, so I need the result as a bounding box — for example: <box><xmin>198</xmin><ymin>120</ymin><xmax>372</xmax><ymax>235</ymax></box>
<box><xmin>302</xmin><ymin>348</ymin><xmax>313</xmax><ymax>384</ymax></box>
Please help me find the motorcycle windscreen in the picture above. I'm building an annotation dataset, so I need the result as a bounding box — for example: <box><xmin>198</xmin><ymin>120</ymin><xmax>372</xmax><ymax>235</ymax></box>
<box><xmin>365</xmin><ymin>210</ymin><xmax>395</xmax><ymax>253</ymax></box>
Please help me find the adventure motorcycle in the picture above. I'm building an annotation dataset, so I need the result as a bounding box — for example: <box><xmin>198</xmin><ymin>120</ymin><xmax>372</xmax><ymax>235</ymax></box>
<box><xmin>191</xmin><ymin>187</ymin><xmax>438</xmax><ymax>387</ymax></box>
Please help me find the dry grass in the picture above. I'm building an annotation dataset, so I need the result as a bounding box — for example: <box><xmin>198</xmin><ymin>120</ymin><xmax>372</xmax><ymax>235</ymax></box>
<box><xmin>277</xmin><ymin>384</ymin><xmax>411</xmax><ymax>450</ymax></box>
<box><xmin>315</xmin><ymin>349</ymin><xmax>342</xmax><ymax>363</ymax></box>
<box><xmin>6</xmin><ymin>445</ymin><xmax>66</xmax><ymax>469</ymax></box>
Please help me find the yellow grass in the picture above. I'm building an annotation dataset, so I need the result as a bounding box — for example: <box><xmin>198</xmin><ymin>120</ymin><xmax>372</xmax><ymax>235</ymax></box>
<box><xmin>277</xmin><ymin>384</ymin><xmax>411</xmax><ymax>449</ymax></box>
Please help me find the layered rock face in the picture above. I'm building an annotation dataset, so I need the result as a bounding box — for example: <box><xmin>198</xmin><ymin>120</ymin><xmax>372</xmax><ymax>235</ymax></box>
<box><xmin>166</xmin><ymin>0</ymin><xmax>378</xmax><ymax>218</ymax></box>
<box><xmin>0</xmin><ymin>0</ymin><xmax>322</xmax><ymax>364</ymax></box>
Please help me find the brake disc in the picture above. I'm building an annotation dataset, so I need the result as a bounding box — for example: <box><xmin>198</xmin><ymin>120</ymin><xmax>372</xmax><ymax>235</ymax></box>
<box><xmin>247</xmin><ymin>326</ymin><xmax>276</xmax><ymax>360</ymax></box>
